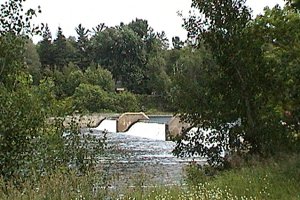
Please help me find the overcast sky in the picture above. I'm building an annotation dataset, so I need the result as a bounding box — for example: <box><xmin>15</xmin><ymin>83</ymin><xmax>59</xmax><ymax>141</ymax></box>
<box><xmin>21</xmin><ymin>0</ymin><xmax>285</xmax><ymax>43</ymax></box>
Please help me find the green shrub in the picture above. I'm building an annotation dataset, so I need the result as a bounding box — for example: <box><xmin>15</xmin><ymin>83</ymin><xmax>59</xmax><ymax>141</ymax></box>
<box><xmin>50</xmin><ymin>65</ymin><xmax>84</xmax><ymax>98</ymax></box>
<box><xmin>0</xmin><ymin>76</ymin><xmax>49</xmax><ymax>181</ymax></box>
<box><xmin>0</xmin><ymin>75</ymin><xmax>107</xmax><ymax>183</ymax></box>
<box><xmin>83</xmin><ymin>65</ymin><xmax>115</xmax><ymax>92</ymax></box>
<box><xmin>184</xmin><ymin>162</ymin><xmax>217</xmax><ymax>185</ymax></box>
<box><xmin>73</xmin><ymin>83</ymin><xmax>111</xmax><ymax>112</ymax></box>
<box><xmin>110</xmin><ymin>92</ymin><xmax>140</xmax><ymax>113</ymax></box>
<box><xmin>0</xmin><ymin>171</ymin><xmax>109</xmax><ymax>200</ymax></box>
<box><xmin>0</xmin><ymin>0</ymin><xmax>107</xmax><ymax>189</ymax></box>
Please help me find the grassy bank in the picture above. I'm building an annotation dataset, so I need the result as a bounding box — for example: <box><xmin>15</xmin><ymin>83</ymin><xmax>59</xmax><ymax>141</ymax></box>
<box><xmin>182</xmin><ymin>154</ymin><xmax>300</xmax><ymax>199</ymax></box>
<box><xmin>1</xmin><ymin>154</ymin><xmax>299</xmax><ymax>199</ymax></box>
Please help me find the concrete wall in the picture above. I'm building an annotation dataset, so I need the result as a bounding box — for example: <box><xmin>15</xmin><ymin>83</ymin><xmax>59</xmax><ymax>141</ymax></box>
<box><xmin>48</xmin><ymin>114</ymin><xmax>106</xmax><ymax>128</ymax></box>
<box><xmin>117</xmin><ymin>112</ymin><xmax>149</xmax><ymax>132</ymax></box>
<box><xmin>167</xmin><ymin>116</ymin><xmax>189</xmax><ymax>139</ymax></box>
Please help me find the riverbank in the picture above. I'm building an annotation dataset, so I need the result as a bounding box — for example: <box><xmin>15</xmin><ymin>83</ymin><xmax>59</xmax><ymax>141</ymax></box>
<box><xmin>1</xmin><ymin>154</ymin><xmax>299</xmax><ymax>199</ymax></box>
<box><xmin>182</xmin><ymin>153</ymin><xmax>300</xmax><ymax>199</ymax></box>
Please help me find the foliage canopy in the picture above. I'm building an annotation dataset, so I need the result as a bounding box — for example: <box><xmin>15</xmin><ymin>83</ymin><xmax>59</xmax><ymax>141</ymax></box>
<box><xmin>172</xmin><ymin>0</ymin><xmax>300</xmax><ymax>166</ymax></box>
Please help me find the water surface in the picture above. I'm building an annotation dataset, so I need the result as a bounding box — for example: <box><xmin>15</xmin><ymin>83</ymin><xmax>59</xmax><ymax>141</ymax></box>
<box><xmin>88</xmin><ymin>129</ymin><xmax>205</xmax><ymax>188</ymax></box>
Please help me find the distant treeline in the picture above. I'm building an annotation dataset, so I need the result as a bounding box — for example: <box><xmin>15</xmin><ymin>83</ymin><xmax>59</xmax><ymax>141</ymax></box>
<box><xmin>24</xmin><ymin>19</ymin><xmax>190</xmax><ymax>113</ymax></box>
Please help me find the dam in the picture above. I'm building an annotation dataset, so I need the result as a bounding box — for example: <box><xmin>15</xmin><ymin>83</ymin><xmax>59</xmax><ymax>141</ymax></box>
<box><xmin>93</xmin><ymin>112</ymin><xmax>174</xmax><ymax>141</ymax></box>
<box><xmin>81</xmin><ymin>112</ymin><xmax>230</xmax><ymax>186</ymax></box>
<box><xmin>85</xmin><ymin>112</ymin><xmax>204</xmax><ymax>187</ymax></box>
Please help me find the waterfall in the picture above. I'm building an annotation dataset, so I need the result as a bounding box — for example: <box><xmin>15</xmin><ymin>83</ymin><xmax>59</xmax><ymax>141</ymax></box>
<box><xmin>94</xmin><ymin>119</ymin><xmax>166</xmax><ymax>141</ymax></box>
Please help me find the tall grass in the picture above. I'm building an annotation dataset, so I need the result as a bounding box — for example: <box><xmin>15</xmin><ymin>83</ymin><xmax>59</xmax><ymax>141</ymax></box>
<box><xmin>1</xmin><ymin>154</ymin><xmax>299</xmax><ymax>199</ymax></box>
<box><xmin>184</xmin><ymin>153</ymin><xmax>300</xmax><ymax>200</ymax></box>
<box><xmin>0</xmin><ymin>171</ymin><xmax>115</xmax><ymax>200</ymax></box>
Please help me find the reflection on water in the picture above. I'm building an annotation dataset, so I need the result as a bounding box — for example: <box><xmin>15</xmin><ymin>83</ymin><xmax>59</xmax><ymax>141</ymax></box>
<box><xmin>87</xmin><ymin>129</ymin><xmax>205</xmax><ymax>187</ymax></box>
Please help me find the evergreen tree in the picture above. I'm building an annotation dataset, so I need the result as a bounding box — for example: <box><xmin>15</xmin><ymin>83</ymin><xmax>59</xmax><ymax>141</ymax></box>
<box><xmin>75</xmin><ymin>24</ymin><xmax>91</xmax><ymax>70</ymax></box>
<box><xmin>53</xmin><ymin>27</ymin><xmax>68</xmax><ymax>69</ymax></box>
<box><xmin>37</xmin><ymin>24</ymin><xmax>54</xmax><ymax>71</ymax></box>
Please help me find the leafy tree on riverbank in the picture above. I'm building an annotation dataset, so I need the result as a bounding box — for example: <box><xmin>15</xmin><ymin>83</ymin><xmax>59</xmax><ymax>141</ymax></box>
<box><xmin>253</xmin><ymin>4</ymin><xmax>300</xmax><ymax>137</ymax></box>
<box><xmin>172</xmin><ymin>0</ymin><xmax>300</xmax><ymax>167</ymax></box>
<box><xmin>0</xmin><ymin>0</ymin><xmax>107</xmax><ymax>184</ymax></box>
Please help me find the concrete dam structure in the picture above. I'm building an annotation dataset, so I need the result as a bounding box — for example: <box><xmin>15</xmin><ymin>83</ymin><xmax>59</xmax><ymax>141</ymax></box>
<box><xmin>117</xmin><ymin>112</ymin><xmax>149</xmax><ymax>132</ymax></box>
<box><xmin>93</xmin><ymin>112</ymin><xmax>183</xmax><ymax>141</ymax></box>
<box><xmin>92</xmin><ymin>113</ymin><xmax>226</xmax><ymax>156</ymax></box>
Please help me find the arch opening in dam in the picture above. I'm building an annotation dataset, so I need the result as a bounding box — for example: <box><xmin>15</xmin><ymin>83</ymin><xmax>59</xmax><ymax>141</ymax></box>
<box><xmin>93</xmin><ymin>112</ymin><xmax>175</xmax><ymax>141</ymax></box>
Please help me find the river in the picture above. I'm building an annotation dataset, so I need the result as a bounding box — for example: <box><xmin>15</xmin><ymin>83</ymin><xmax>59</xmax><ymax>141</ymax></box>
<box><xmin>85</xmin><ymin>116</ymin><xmax>205</xmax><ymax>188</ymax></box>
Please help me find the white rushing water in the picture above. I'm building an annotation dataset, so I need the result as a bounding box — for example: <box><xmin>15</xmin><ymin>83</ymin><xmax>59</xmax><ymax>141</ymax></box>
<box><xmin>93</xmin><ymin>119</ymin><xmax>166</xmax><ymax>140</ymax></box>
<box><xmin>119</xmin><ymin>122</ymin><xmax>166</xmax><ymax>141</ymax></box>
<box><xmin>89</xmin><ymin>130</ymin><xmax>204</xmax><ymax>187</ymax></box>
<box><xmin>89</xmin><ymin>117</ymin><xmax>205</xmax><ymax>187</ymax></box>
<box><xmin>94</xmin><ymin>119</ymin><xmax>117</xmax><ymax>133</ymax></box>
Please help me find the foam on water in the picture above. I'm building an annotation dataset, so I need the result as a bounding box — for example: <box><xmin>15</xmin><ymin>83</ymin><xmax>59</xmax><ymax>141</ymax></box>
<box><xmin>120</xmin><ymin>122</ymin><xmax>166</xmax><ymax>141</ymax></box>
<box><xmin>94</xmin><ymin>119</ymin><xmax>117</xmax><ymax>133</ymax></box>
<box><xmin>93</xmin><ymin>130</ymin><xmax>202</xmax><ymax>187</ymax></box>
<box><xmin>88</xmin><ymin>118</ymin><xmax>205</xmax><ymax>187</ymax></box>
<box><xmin>94</xmin><ymin>119</ymin><xmax>166</xmax><ymax>140</ymax></box>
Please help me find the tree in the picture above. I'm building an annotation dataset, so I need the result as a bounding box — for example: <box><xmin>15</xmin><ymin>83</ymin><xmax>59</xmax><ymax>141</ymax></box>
<box><xmin>75</xmin><ymin>24</ymin><xmax>91</xmax><ymax>70</ymax></box>
<box><xmin>52</xmin><ymin>27</ymin><xmax>68</xmax><ymax>69</ymax></box>
<box><xmin>171</xmin><ymin>47</ymin><xmax>227</xmax><ymax>166</ymax></box>
<box><xmin>128</xmin><ymin>18</ymin><xmax>149</xmax><ymax>39</ymax></box>
<box><xmin>91</xmin><ymin>26</ymin><xmax>146</xmax><ymax>92</ymax></box>
<box><xmin>156</xmin><ymin>31</ymin><xmax>169</xmax><ymax>49</ymax></box>
<box><xmin>0</xmin><ymin>0</ymin><xmax>41</xmax><ymax>89</ymax></box>
<box><xmin>111</xmin><ymin>92</ymin><xmax>139</xmax><ymax>113</ymax></box>
<box><xmin>50</xmin><ymin>63</ymin><xmax>83</xmax><ymax>98</ymax></box>
<box><xmin>164</xmin><ymin>47</ymin><xmax>183</xmax><ymax>76</ymax></box>
<box><xmin>143</xmin><ymin>55</ymin><xmax>171</xmax><ymax>95</ymax></box>
<box><xmin>253</xmin><ymin>5</ymin><xmax>300</xmax><ymax>135</ymax></box>
<box><xmin>0</xmin><ymin>0</ymin><xmax>50</xmax><ymax>180</ymax></box>
<box><xmin>73</xmin><ymin>83</ymin><xmax>110</xmax><ymax>112</ymax></box>
<box><xmin>173</xmin><ymin>0</ymin><xmax>298</xmax><ymax>167</ymax></box>
<box><xmin>92</xmin><ymin>22</ymin><xmax>106</xmax><ymax>33</ymax></box>
<box><xmin>0</xmin><ymin>0</ymin><xmax>107</xmax><ymax>183</ymax></box>
<box><xmin>24</xmin><ymin>39</ymin><xmax>42</xmax><ymax>84</ymax></box>
<box><xmin>65</xmin><ymin>36</ymin><xmax>78</xmax><ymax>65</ymax></box>
<box><xmin>288</xmin><ymin>0</ymin><xmax>300</xmax><ymax>9</ymax></box>
<box><xmin>37</xmin><ymin>24</ymin><xmax>55</xmax><ymax>71</ymax></box>
<box><xmin>83</xmin><ymin>65</ymin><xmax>115</xmax><ymax>92</ymax></box>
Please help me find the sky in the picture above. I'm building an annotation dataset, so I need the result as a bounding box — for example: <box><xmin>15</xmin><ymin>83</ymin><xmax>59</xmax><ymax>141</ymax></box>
<box><xmin>19</xmin><ymin>0</ymin><xmax>285</xmax><ymax>43</ymax></box>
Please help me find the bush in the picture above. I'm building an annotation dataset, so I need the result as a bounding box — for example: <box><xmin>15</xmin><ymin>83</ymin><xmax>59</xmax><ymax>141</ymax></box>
<box><xmin>83</xmin><ymin>66</ymin><xmax>115</xmax><ymax>92</ymax></box>
<box><xmin>0</xmin><ymin>0</ymin><xmax>107</xmax><ymax>188</ymax></box>
<box><xmin>110</xmin><ymin>92</ymin><xmax>139</xmax><ymax>113</ymax></box>
<box><xmin>73</xmin><ymin>83</ymin><xmax>111</xmax><ymax>112</ymax></box>
<box><xmin>0</xmin><ymin>75</ymin><xmax>56</xmax><ymax>181</ymax></box>
<box><xmin>50</xmin><ymin>65</ymin><xmax>84</xmax><ymax>98</ymax></box>
<box><xmin>72</xmin><ymin>83</ymin><xmax>140</xmax><ymax>113</ymax></box>
<box><xmin>0</xmin><ymin>76</ymin><xmax>107</xmax><ymax>183</ymax></box>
